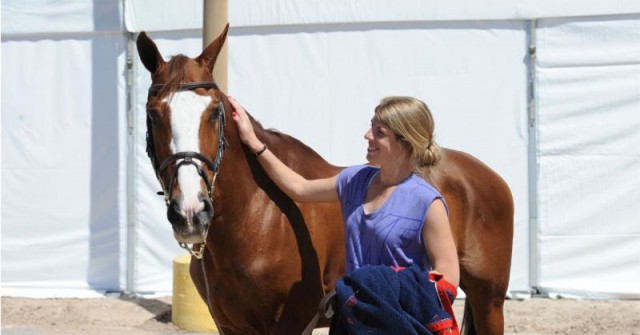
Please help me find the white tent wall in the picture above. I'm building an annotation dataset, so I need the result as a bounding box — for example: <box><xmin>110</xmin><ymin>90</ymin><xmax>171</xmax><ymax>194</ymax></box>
<box><xmin>2</xmin><ymin>0</ymin><xmax>639</xmax><ymax>298</ymax></box>
<box><xmin>534</xmin><ymin>14</ymin><xmax>640</xmax><ymax>298</ymax></box>
<box><xmin>2</xmin><ymin>0</ymin><xmax>128</xmax><ymax>296</ymax></box>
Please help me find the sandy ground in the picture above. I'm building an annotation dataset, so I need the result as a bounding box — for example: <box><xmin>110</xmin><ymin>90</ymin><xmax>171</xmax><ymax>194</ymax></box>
<box><xmin>2</xmin><ymin>295</ymin><xmax>640</xmax><ymax>335</ymax></box>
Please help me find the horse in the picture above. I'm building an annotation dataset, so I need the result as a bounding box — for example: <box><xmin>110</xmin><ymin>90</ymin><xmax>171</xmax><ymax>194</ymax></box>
<box><xmin>136</xmin><ymin>24</ymin><xmax>514</xmax><ymax>335</ymax></box>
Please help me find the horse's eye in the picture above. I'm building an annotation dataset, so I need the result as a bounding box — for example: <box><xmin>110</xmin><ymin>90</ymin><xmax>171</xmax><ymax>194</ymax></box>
<box><xmin>148</xmin><ymin>109</ymin><xmax>161</xmax><ymax>125</ymax></box>
<box><xmin>209</xmin><ymin>106</ymin><xmax>222</xmax><ymax>122</ymax></box>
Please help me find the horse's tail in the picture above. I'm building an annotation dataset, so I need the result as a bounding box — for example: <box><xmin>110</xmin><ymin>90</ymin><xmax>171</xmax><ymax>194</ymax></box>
<box><xmin>460</xmin><ymin>299</ymin><xmax>476</xmax><ymax>335</ymax></box>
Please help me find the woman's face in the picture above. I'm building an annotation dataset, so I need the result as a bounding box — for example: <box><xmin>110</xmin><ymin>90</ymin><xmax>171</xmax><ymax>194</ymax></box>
<box><xmin>364</xmin><ymin>118</ymin><xmax>406</xmax><ymax>166</ymax></box>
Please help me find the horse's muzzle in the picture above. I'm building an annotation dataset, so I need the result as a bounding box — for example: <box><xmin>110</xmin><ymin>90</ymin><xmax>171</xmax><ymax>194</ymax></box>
<box><xmin>167</xmin><ymin>197</ymin><xmax>213</xmax><ymax>243</ymax></box>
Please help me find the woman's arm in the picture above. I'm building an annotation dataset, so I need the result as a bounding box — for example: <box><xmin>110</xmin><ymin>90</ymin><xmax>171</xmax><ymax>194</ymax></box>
<box><xmin>229</xmin><ymin>96</ymin><xmax>339</xmax><ymax>203</ymax></box>
<box><xmin>422</xmin><ymin>199</ymin><xmax>460</xmax><ymax>288</ymax></box>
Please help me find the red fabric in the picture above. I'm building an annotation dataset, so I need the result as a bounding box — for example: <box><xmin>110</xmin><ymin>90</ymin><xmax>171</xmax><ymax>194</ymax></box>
<box><xmin>428</xmin><ymin>272</ymin><xmax>460</xmax><ymax>335</ymax></box>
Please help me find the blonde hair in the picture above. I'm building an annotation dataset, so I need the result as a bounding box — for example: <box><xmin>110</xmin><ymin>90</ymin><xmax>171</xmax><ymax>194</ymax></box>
<box><xmin>374</xmin><ymin>96</ymin><xmax>441</xmax><ymax>167</ymax></box>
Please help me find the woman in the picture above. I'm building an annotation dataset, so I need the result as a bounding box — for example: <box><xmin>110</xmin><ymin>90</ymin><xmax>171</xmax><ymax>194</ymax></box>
<box><xmin>229</xmin><ymin>96</ymin><xmax>459</xmax><ymax>332</ymax></box>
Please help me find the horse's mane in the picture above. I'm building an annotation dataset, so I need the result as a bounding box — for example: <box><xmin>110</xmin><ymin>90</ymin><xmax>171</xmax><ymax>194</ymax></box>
<box><xmin>256</xmin><ymin>122</ymin><xmax>316</xmax><ymax>156</ymax></box>
<box><xmin>251</xmin><ymin>118</ymin><xmax>343</xmax><ymax>178</ymax></box>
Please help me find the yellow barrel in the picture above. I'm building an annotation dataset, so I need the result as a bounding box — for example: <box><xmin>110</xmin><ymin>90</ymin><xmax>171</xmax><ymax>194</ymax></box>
<box><xmin>172</xmin><ymin>254</ymin><xmax>218</xmax><ymax>332</ymax></box>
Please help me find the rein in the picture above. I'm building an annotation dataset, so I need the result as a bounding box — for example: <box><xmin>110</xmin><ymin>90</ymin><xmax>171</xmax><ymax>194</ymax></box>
<box><xmin>146</xmin><ymin>81</ymin><xmax>227</xmax><ymax>259</ymax></box>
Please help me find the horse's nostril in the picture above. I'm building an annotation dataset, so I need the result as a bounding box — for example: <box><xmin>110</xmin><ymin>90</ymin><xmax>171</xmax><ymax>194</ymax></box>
<box><xmin>193</xmin><ymin>199</ymin><xmax>214</xmax><ymax>227</ymax></box>
<box><xmin>167</xmin><ymin>199</ymin><xmax>183</xmax><ymax>225</ymax></box>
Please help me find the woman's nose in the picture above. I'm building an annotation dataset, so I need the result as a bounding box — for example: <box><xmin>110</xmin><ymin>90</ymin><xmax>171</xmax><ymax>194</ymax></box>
<box><xmin>364</xmin><ymin>128</ymin><xmax>373</xmax><ymax>140</ymax></box>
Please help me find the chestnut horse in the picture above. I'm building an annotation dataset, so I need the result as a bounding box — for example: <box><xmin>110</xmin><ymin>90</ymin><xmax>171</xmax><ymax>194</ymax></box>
<box><xmin>137</xmin><ymin>24</ymin><xmax>513</xmax><ymax>335</ymax></box>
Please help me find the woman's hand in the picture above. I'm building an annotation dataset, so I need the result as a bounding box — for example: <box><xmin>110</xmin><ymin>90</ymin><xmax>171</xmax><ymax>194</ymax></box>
<box><xmin>228</xmin><ymin>96</ymin><xmax>263</xmax><ymax>152</ymax></box>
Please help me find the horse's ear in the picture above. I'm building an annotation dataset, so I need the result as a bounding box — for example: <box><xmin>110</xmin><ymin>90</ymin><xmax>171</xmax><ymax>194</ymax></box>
<box><xmin>197</xmin><ymin>23</ymin><xmax>229</xmax><ymax>72</ymax></box>
<box><xmin>137</xmin><ymin>31</ymin><xmax>165</xmax><ymax>74</ymax></box>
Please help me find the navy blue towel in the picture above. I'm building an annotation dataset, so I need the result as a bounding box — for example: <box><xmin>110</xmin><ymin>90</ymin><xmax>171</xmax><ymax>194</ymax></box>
<box><xmin>329</xmin><ymin>264</ymin><xmax>457</xmax><ymax>335</ymax></box>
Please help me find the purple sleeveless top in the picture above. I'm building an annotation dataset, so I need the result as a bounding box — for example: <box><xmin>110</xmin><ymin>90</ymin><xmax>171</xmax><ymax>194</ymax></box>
<box><xmin>336</xmin><ymin>165</ymin><xmax>447</xmax><ymax>274</ymax></box>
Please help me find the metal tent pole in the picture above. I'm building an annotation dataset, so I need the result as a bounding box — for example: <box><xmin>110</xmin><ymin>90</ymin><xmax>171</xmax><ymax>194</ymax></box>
<box><xmin>125</xmin><ymin>30</ymin><xmax>139</xmax><ymax>295</ymax></box>
<box><xmin>527</xmin><ymin>19</ymin><xmax>540</xmax><ymax>294</ymax></box>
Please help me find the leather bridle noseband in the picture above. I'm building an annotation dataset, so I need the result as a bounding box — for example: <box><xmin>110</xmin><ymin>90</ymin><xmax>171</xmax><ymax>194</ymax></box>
<box><xmin>146</xmin><ymin>81</ymin><xmax>227</xmax><ymax>258</ymax></box>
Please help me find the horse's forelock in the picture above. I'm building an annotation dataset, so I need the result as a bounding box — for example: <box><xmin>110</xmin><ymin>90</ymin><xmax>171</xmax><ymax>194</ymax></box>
<box><xmin>158</xmin><ymin>55</ymin><xmax>191</xmax><ymax>97</ymax></box>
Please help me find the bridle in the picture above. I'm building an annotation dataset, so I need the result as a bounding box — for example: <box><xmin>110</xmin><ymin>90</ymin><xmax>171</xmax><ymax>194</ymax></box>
<box><xmin>146</xmin><ymin>81</ymin><xmax>227</xmax><ymax>259</ymax></box>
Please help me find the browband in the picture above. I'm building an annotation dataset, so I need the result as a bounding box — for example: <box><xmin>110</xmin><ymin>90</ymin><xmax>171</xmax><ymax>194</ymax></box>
<box><xmin>148</xmin><ymin>81</ymin><xmax>219</xmax><ymax>94</ymax></box>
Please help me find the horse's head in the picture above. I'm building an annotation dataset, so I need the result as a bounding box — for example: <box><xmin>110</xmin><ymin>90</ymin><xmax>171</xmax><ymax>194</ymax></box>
<box><xmin>137</xmin><ymin>24</ymin><xmax>229</xmax><ymax>246</ymax></box>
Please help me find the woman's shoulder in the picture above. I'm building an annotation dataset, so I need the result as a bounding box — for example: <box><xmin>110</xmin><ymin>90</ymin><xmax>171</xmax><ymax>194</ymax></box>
<box><xmin>339</xmin><ymin>164</ymin><xmax>378</xmax><ymax>180</ymax></box>
<box><xmin>406</xmin><ymin>174</ymin><xmax>443</xmax><ymax>199</ymax></box>
<box><xmin>336</xmin><ymin>165</ymin><xmax>379</xmax><ymax>198</ymax></box>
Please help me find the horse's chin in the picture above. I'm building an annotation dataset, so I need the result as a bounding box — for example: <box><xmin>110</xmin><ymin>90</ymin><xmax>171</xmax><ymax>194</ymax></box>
<box><xmin>173</xmin><ymin>232</ymin><xmax>207</xmax><ymax>245</ymax></box>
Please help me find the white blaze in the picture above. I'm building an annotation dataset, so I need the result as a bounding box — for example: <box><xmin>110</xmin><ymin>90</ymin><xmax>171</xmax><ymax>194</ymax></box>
<box><xmin>166</xmin><ymin>91</ymin><xmax>212</xmax><ymax>217</ymax></box>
